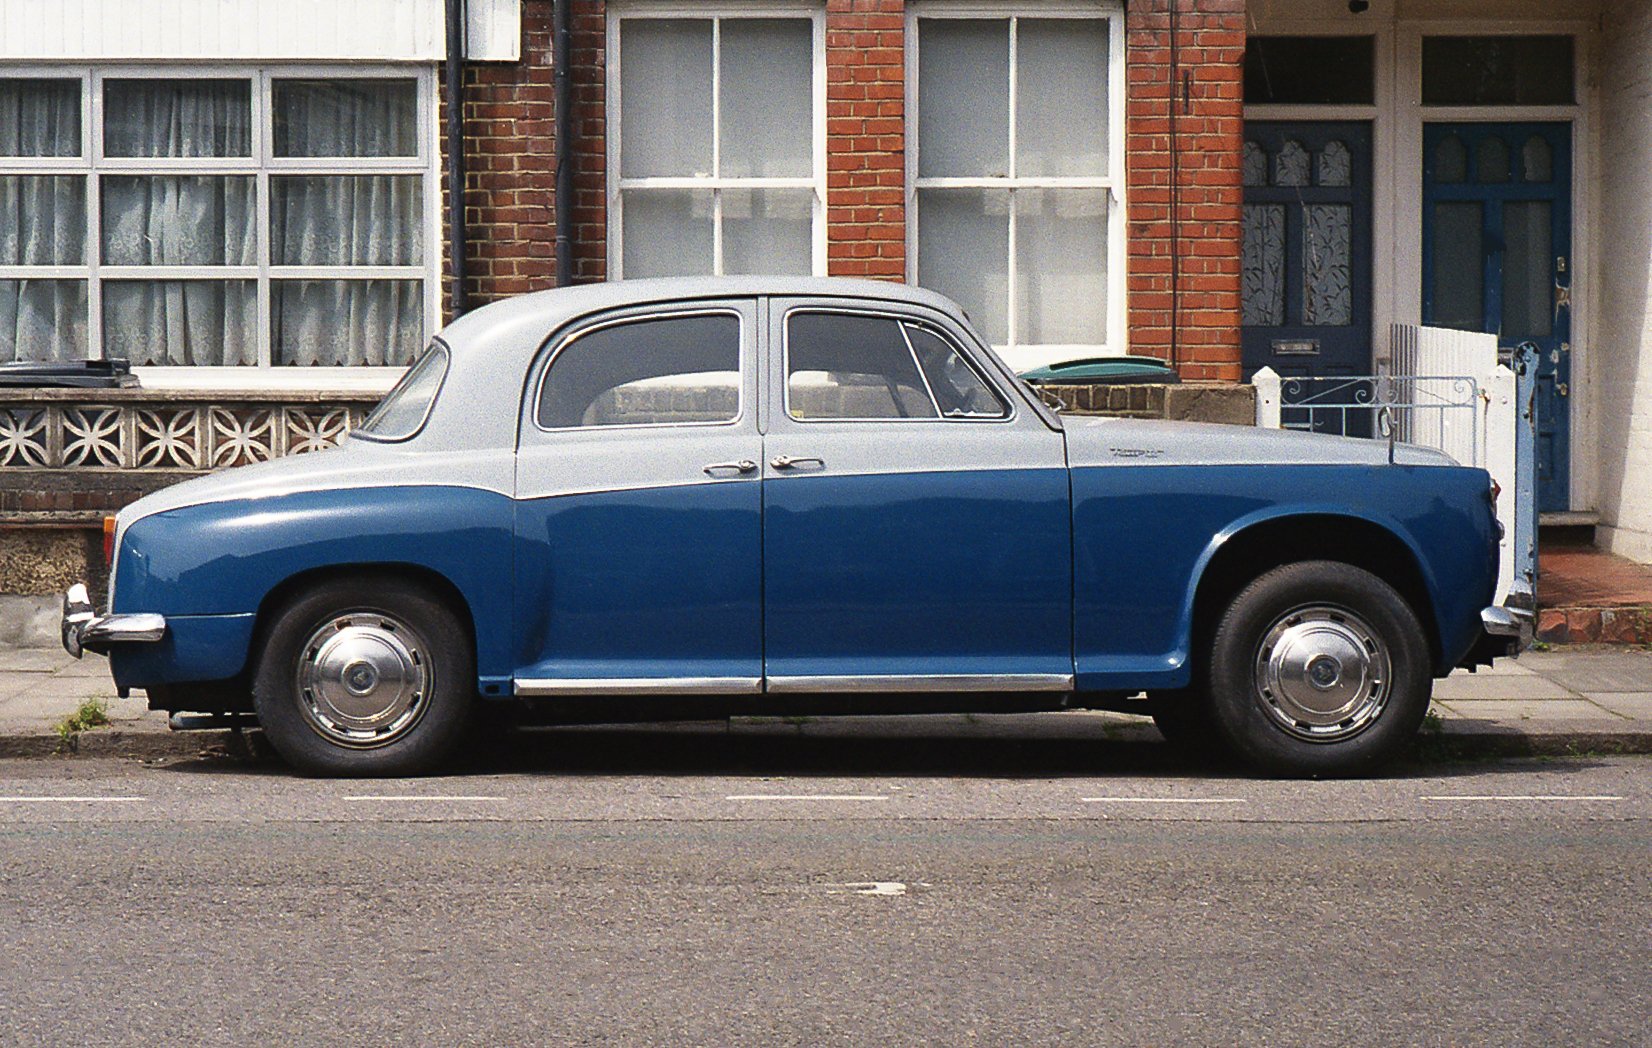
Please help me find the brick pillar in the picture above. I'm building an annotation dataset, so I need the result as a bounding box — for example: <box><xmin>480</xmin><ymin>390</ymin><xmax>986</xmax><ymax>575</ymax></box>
<box><xmin>825</xmin><ymin>0</ymin><xmax>906</xmax><ymax>281</ymax></box>
<box><xmin>1125</xmin><ymin>0</ymin><xmax>1245</xmax><ymax>381</ymax></box>
<box><xmin>453</xmin><ymin>0</ymin><xmax>607</xmax><ymax>315</ymax></box>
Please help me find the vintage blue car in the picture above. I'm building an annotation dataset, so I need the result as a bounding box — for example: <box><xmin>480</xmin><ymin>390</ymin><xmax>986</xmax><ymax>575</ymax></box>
<box><xmin>61</xmin><ymin>277</ymin><xmax>1531</xmax><ymax>776</ymax></box>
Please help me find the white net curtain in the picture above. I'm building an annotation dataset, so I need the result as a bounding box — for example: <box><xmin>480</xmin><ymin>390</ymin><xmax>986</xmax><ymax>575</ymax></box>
<box><xmin>0</xmin><ymin>75</ymin><xmax>426</xmax><ymax>368</ymax></box>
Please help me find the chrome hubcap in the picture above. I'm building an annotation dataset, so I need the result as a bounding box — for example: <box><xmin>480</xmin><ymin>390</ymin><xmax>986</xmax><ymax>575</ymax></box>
<box><xmin>1253</xmin><ymin>604</ymin><xmax>1391</xmax><ymax>742</ymax></box>
<box><xmin>296</xmin><ymin>613</ymin><xmax>431</xmax><ymax>748</ymax></box>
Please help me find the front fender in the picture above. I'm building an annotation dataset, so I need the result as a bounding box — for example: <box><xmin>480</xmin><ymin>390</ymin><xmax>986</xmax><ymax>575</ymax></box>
<box><xmin>110</xmin><ymin>485</ymin><xmax>514</xmax><ymax>687</ymax></box>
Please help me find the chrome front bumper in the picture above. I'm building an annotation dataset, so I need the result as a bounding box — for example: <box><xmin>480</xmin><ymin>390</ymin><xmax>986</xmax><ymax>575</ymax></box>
<box><xmin>1480</xmin><ymin>579</ymin><xmax>1536</xmax><ymax>653</ymax></box>
<box><xmin>60</xmin><ymin>583</ymin><xmax>167</xmax><ymax>659</ymax></box>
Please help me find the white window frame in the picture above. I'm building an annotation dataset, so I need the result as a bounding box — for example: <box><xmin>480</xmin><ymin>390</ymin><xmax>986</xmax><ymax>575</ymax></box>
<box><xmin>0</xmin><ymin>64</ymin><xmax>441</xmax><ymax>391</ymax></box>
<box><xmin>606</xmin><ymin>2</ymin><xmax>828</xmax><ymax>279</ymax></box>
<box><xmin>906</xmin><ymin>1</ymin><xmax>1127</xmax><ymax>372</ymax></box>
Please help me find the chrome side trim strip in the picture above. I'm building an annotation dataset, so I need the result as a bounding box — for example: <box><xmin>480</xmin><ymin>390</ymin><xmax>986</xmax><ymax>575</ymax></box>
<box><xmin>764</xmin><ymin>674</ymin><xmax>1073</xmax><ymax>695</ymax></box>
<box><xmin>513</xmin><ymin>677</ymin><xmax>764</xmax><ymax>697</ymax></box>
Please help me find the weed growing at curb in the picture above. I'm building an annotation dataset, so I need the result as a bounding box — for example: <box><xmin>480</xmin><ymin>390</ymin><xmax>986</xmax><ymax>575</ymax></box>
<box><xmin>54</xmin><ymin>698</ymin><xmax>110</xmax><ymax>752</ymax></box>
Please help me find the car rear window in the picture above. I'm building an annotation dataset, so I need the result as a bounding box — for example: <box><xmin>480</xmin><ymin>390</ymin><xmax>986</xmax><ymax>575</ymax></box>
<box><xmin>354</xmin><ymin>341</ymin><xmax>449</xmax><ymax>441</ymax></box>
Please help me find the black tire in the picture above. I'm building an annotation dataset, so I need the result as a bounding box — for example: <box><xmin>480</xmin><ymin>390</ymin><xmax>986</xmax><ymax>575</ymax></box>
<box><xmin>1207</xmin><ymin>560</ymin><xmax>1431</xmax><ymax>777</ymax></box>
<box><xmin>252</xmin><ymin>576</ymin><xmax>474</xmax><ymax>777</ymax></box>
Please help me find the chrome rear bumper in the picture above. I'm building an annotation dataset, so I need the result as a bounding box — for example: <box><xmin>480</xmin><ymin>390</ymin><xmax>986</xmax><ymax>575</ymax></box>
<box><xmin>61</xmin><ymin>583</ymin><xmax>167</xmax><ymax>659</ymax></box>
<box><xmin>1480</xmin><ymin>579</ymin><xmax>1536</xmax><ymax>653</ymax></box>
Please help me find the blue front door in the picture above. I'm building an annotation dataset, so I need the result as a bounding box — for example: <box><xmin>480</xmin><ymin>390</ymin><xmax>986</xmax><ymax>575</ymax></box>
<box><xmin>1422</xmin><ymin>122</ymin><xmax>1572</xmax><ymax>511</ymax></box>
<box><xmin>1241</xmin><ymin>121</ymin><xmax>1375</xmax><ymax>434</ymax></box>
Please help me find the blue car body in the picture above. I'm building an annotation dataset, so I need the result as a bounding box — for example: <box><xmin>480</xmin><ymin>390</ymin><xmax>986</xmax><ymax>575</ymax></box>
<box><xmin>94</xmin><ymin>277</ymin><xmax>1502</xmax><ymax>712</ymax></box>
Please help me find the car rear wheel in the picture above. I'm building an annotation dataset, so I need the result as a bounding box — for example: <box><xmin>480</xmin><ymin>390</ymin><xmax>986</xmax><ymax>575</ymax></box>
<box><xmin>1207</xmin><ymin>561</ymin><xmax>1430</xmax><ymax>777</ymax></box>
<box><xmin>253</xmin><ymin>577</ymin><xmax>473</xmax><ymax>776</ymax></box>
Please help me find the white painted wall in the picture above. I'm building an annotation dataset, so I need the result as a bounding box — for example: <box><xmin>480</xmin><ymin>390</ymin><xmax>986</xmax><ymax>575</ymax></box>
<box><xmin>0</xmin><ymin>0</ymin><xmax>519</xmax><ymax>62</ymax></box>
<box><xmin>1596</xmin><ymin>0</ymin><xmax>1652</xmax><ymax>562</ymax></box>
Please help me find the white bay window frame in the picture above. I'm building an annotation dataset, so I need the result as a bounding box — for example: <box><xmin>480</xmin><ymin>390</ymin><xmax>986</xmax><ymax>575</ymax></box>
<box><xmin>906</xmin><ymin>2</ymin><xmax>1127</xmax><ymax>371</ymax></box>
<box><xmin>0</xmin><ymin>64</ymin><xmax>441</xmax><ymax>391</ymax></box>
<box><xmin>606</xmin><ymin>2</ymin><xmax>828</xmax><ymax>279</ymax></box>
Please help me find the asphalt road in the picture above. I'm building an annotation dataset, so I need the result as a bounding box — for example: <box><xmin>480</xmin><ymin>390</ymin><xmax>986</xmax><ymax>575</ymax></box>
<box><xmin>0</xmin><ymin>731</ymin><xmax>1648</xmax><ymax>1047</ymax></box>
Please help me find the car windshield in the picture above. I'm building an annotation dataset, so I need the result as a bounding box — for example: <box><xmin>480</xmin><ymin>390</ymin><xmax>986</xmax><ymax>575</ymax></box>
<box><xmin>354</xmin><ymin>342</ymin><xmax>450</xmax><ymax>441</ymax></box>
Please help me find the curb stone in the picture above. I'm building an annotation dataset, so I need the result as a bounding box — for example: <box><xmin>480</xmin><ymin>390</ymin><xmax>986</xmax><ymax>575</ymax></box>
<box><xmin>0</xmin><ymin>725</ymin><xmax>1647</xmax><ymax>764</ymax></box>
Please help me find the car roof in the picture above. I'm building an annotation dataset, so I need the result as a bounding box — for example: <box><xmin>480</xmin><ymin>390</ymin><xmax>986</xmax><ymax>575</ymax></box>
<box><xmin>436</xmin><ymin>276</ymin><xmax>965</xmax><ymax>354</ymax></box>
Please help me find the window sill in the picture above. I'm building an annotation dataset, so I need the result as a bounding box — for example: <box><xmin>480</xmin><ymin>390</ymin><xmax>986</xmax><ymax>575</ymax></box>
<box><xmin>130</xmin><ymin>367</ymin><xmax>403</xmax><ymax>396</ymax></box>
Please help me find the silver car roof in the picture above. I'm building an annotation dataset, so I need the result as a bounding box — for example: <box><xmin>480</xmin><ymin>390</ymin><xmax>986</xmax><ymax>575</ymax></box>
<box><xmin>419</xmin><ymin>277</ymin><xmax>984</xmax><ymax>452</ymax></box>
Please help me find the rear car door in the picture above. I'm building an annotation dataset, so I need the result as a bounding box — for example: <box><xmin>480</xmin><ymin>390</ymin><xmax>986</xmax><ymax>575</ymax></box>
<box><xmin>761</xmin><ymin>298</ymin><xmax>1073</xmax><ymax>692</ymax></box>
<box><xmin>513</xmin><ymin>301</ymin><xmax>763</xmax><ymax>695</ymax></box>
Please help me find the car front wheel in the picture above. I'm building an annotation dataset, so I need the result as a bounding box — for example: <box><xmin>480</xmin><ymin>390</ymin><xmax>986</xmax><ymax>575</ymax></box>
<box><xmin>1207</xmin><ymin>561</ymin><xmax>1431</xmax><ymax>777</ymax></box>
<box><xmin>253</xmin><ymin>576</ymin><xmax>473</xmax><ymax>777</ymax></box>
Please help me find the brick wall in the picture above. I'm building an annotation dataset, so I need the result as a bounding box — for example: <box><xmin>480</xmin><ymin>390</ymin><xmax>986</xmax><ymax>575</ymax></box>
<box><xmin>1125</xmin><ymin>0</ymin><xmax>1245</xmax><ymax>381</ymax></box>
<box><xmin>455</xmin><ymin>0</ymin><xmax>607</xmax><ymax>313</ymax></box>
<box><xmin>825</xmin><ymin>0</ymin><xmax>906</xmax><ymax>281</ymax></box>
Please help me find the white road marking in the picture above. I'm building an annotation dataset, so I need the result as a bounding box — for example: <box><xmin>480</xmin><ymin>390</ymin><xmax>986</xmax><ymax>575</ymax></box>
<box><xmin>0</xmin><ymin>796</ymin><xmax>145</xmax><ymax>803</ymax></box>
<box><xmin>343</xmin><ymin>795</ymin><xmax>506</xmax><ymax>802</ymax></box>
<box><xmin>1080</xmin><ymin>797</ymin><xmax>1248</xmax><ymax>805</ymax></box>
<box><xmin>725</xmin><ymin>794</ymin><xmax>889</xmax><ymax>802</ymax></box>
<box><xmin>1422</xmin><ymin>794</ymin><xmax>1624</xmax><ymax>802</ymax></box>
<box><xmin>826</xmin><ymin>882</ymin><xmax>907</xmax><ymax>896</ymax></box>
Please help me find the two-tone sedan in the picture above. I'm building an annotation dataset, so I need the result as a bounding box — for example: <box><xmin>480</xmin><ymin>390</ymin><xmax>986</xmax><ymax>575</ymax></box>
<box><xmin>61</xmin><ymin>277</ymin><xmax>1531</xmax><ymax>776</ymax></box>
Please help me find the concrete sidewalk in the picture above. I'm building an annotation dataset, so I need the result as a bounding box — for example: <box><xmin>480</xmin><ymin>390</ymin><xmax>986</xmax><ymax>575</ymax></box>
<box><xmin>0</xmin><ymin>646</ymin><xmax>1648</xmax><ymax>761</ymax></box>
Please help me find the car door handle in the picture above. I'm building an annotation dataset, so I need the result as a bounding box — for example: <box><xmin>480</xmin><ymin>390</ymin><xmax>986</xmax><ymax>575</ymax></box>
<box><xmin>770</xmin><ymin>455</ymin><xmax>825</xmax><ymax>470</ymax></box>
<box><xmin>702</xmin><ymin>460</ymin><xmax>757</xmax><ymax>475</ymax></box>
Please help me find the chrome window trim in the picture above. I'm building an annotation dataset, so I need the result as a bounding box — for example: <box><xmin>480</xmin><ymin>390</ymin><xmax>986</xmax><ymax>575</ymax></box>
<box><xmin>529</xmin><ymin>305</ymin><xmax>751</xmax><ymax>435</ymax></box>
<box><xmin>514</xmin><ymin>676</ymin><xmax>763</xmax><ymax>697</ymax></box>
<box><xmin>765</xmin><ymin>673</ymin><xmax>1073</xmax><ymax>694</ymax></box>
<box><xmin>779</xmin><ymin>305</ymin><xmax>1016</xmax><ymax>425</ymax></box>
<box><xmin>350</xmin><ymin>339</ymin><xmax>452</xmax><ymax>444</ymax></box>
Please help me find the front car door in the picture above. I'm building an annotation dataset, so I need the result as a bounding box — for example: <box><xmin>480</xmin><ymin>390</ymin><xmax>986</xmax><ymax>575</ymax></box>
<box><xmin>513</xmin><ymin>301</ymin><xmax>764</xmax><ymax>695</ymax></box>
<box><xmin>761</xmin><ymin>298</ymin><xmax>1073</xmax><ymax>692</ymax></box>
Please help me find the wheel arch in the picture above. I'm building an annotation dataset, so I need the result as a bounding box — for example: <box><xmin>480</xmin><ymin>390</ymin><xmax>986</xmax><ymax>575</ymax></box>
<box><xmin>250</xmin><ymin>562</ymin><xmax>480</xmax><ymax>676</ymax></box>
<box><xmin>1186</xmin><ymin>513</ymin><xmax>1443</xmax><ymax>672</ymax></box>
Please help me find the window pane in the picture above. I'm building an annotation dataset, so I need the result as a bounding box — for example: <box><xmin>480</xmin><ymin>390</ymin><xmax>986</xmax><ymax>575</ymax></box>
<box><xmin>1477</xmin><ymin>136</ymin><xmax>1510</xmax><ymax>184</ymax></box>
<box><xmin>1434</xmin><ymin>135</ymin><xmax>1468</xmax><ymax>183</ymax></box>
<box><xmin>0</xmin><ymin>280</ymin><xmax>87</xmax><ymax>362</ymax></box>
<box><xmin>918</xmin><ymin>19</ymin><xmax>1009</xmax><ymax>178</ymax></box>
<box><xmin>103</xmin><ymin>281</ymin><xmax>256</xmax><ymax>366</ymax></box>
<box><xmin>1431</xmin><ymin>202</ymin><xmax>1484</xmax><ymax>331</ymax></box>
<box><xmin>1303</xmin><ymin>204</ymin><xmax>1352</xmax><ymax>327</ymax></box>
<box><xmin>904</xmin><ymin>325</ymin><xmax>1007</xmax><ymax>419</ymax></box>
<box><xmin>103</xmin><ymin>79</ymin><xmax>251</xmax><ymax>157</ymax></box>
<box><xmin>620</xmin><ymin>19</ymin><xmax>713</xmax><ymax>178</ymax></box>
<box><xmin>538</xmin><ymin>314</ymin><xmax>740</xmax><ymax>428</ymax></box>
<box><xmin>101</xmin><ymin>176</ymin><xmax>256</xmax><ymax>266</ymax></box>
<box><xmin>272</xmin><ymin>280</ymin><xmax>424</xmax><ymax>366</ymax></box>
<box><xmin>787</xmin><ymin>312</ymin><xmax>937</xmax><ymax>420</ymax></box>
<box><xmin>1422</xmin><ymin>36</ymin><xmax>1574</xmax><ymax>106</ymax></box>
<box><xmin>622</xmin><ymin>189</ymin><xmax>714</xmax><ymax>277</ymax></box>
<box><xmin>273</xmin><ymin>79</ymin><xmax>418</xmax><ymax>157</ymax></box>
<box><xmin>917</xmin><ymin>188</ymin><xmax>1009</xmax><ymax>344</ymax></box>
<box><xmin>723</xmin><ymin>189</ymin><xmax>812</xmax><ymax>276</ymax></box>
<box><xmin>270</xmin><ymin>176</ymin><xmax>424</xmax><ymax>266</ymax></box>
<box><xmin>359</xmin><ymin>343</ymin><xmax>448</xmax><ymax>439</ymax></box>
<box><xmin>1503</xmin><ymin>201</ymin><xmax>1553</xmax><ymax>340</ymax></box>
<box><xmin>1015</xmin><ymin>189</ymin><xmax>1107</xmax><ymax>346</ymax></box>
<box><xmin>1016</xmin><ymin>19</ymin><xmax>1108</xmax><ymax>178</ymax></box>
<box><xmin>719</xmin><ymin>19</ymin><xmax>812</xmax><ymax>178</ymax></box>
<box><xmin>0</xmin><ymin>177</ymin><xmax>86</xmax><ymax>265</ymax></box>
<box><xmin>1243</xmin><ymin>37</ymin><xmax>1375</xmax><ymax>105</ymax></box>
<box><xmin>0</xmin><ymin>79</ymin><xmax>81</xmax><ymax>157</ymax></box>
<box><xmin>1243</xmin><ymin>203</ymin><xmax>1286</xmax><ymax>326</ymax></box>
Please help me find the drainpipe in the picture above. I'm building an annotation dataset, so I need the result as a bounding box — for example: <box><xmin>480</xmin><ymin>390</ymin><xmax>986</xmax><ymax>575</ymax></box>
<box><xmin>445</xmin><ymin>0</ymin><xmax>469</xmax><ymax>316</ymax></box>
<box><xmin>554</xmin><ymin>0</ymin><xmax>575</xmax><ymax>287</ymax></box>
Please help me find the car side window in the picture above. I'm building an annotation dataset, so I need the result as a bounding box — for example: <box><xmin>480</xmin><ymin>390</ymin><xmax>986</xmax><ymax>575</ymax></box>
<box><xmin>785</xmin><ymin>311</ymin><xmax>1008</xmax><ymax>421</ymax></box>
<box><xmin>537</xmin><ymin>312</ymin><xmax>741</xmax><ymax>429</ymax></box>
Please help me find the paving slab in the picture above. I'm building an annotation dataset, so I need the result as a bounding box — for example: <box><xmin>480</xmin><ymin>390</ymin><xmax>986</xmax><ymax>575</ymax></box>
<box><xmin>1581</xmin><ymin>692</ymin><xmax>1652</xmax><ymax>719</ymax></box>
<box><xmin>1434</xmin><ymin>699</ymin><xmax>1618</xmax><ymax>721</ymax></box>
<box><xmin>51</xmin><ymin>655</ymin><xmax>114</xmax><ymax>679</ymax></box>
<box><xmin>1523</xmin><ymin>650</ymin><xmax>1652</xmax><ymax>693</ymax></box>
<box><xmin>0</xmin><ymin>650</ymin><xmax>73</xmax><ymax>673</ymax></box>
<box><xmin>1430</xmin><ymin>673</ymin><xmax>1578</xmax><ymax>701</ymax></box>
